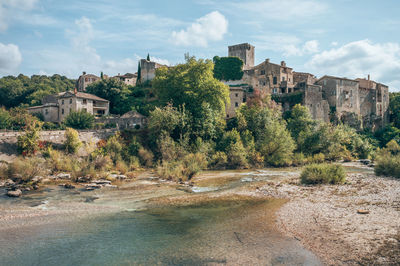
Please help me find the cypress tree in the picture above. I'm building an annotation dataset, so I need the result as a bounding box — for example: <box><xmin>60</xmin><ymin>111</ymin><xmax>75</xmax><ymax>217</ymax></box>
<box><xmin>136</xmin><ymin>61</ymin><xmax>141</xmax><ymax>85</ymax></box>
<box><xmin>147</xmin><ymin>53</ymin><xmax>150</xmax><ymax>61</ymax></box>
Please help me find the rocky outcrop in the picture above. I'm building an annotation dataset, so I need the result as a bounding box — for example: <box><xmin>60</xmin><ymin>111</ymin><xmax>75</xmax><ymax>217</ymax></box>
<box><xmin>7</xmin><ymin>189</ymin><xmax>22</xmax><ymax>197</ymax></box>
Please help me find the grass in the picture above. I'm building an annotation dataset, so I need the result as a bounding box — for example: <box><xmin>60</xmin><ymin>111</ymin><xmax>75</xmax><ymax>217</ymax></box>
<box><xmin>300</xmin><ymin>163</ymin><xmax>346</xmax><ymax>185</ymax></box>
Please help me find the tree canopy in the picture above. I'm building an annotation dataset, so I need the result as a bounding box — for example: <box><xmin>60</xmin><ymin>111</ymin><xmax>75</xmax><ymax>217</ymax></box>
<box><xmin>213</xmin><ymin>56</ymin><xmax>244</xmax><ymax>81</ymax></box>
<box><xmin>0</xmin><ymin>74</ymin><xmax>75</xmax><ymax>108</ymax></box>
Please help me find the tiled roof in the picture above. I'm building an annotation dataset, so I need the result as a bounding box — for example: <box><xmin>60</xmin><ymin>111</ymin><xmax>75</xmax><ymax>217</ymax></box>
<box><xmin>58</xmin><ymin>91</ymin><xmax>109</xmax><ymax>102</ymax></box>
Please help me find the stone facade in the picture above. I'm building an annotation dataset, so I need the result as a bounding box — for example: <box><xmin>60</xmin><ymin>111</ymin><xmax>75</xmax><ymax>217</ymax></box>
<box><xmin>224</xmin><ymin>80</ymin><xmax>248</xmax><ymax>118</ymax></box>
<box><xmin>114</xmin><ymin>73</ymin><xmax>137</xmax><ymax>86</ymax></box>
<box><xmin>97</xmin><ymin>111</ymin><xmax>147</xmax><ymax>130</ymax></box>
<box><xmin>140</xmin><ymin>59</ymin><xmax>166</xmax><ymax>83</ymax></box>
<box><xmin>224</xmin><ymin>43</ymin><xmax>390</xmax><ymax>130</ymax></box>
<box><xmin>76</xmin><ymin>72</ymin><xmax>101</xmax><ymax>91</ymax></box>
<box><xmin>27</xmin><ymin>91</ymin><xmax>109</xmax><ymax>123</ymax></box>
<box><xmin>228</xmin><ymin>43</ymin><xmax>255</xmax><ymax>70</ymax></box>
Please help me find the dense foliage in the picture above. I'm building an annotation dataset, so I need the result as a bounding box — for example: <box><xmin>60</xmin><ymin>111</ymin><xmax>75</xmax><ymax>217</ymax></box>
<box><xmin>300</xmin><ymin>164</ymin><xmax>346</xmax><ymax>185</ymax></box>
<box><xmin>374</xmin><ymin>140</ymin><xmax>400</xmax><ymax>178</ymax></box>
<box><xmin>213</xmin><ymin>56</ymin><xmax>244</xmax><ymax>81</ymax></box>
<box><xmin>64</xmin><ymin>110</ymin><xmax>95</xmax><ymax>129</ymax></box>
<box><xmin>0</xmin><ymin>74</ymin><xmax>75</xmax><ymax>108</ymax></box>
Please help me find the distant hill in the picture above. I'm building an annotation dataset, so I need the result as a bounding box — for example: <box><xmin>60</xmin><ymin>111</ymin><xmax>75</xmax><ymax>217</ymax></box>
<box><xmin>0</xmin><ymin>74</ymin><xmax>76</xmax><ymax>108</ymax></box>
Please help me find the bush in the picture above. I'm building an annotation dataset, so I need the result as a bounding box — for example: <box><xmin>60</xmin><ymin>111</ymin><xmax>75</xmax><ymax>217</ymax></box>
<box><xmin>105</xmin><ymin>135</ymin><xmax>123</xmax><ymax>163</ymax></box>
<box><xmin>64</xmin><ymin>110</ymin><xmax>95</xmax><ymax>129</ymax></box>
<box><xmin>182</xmin><ymin>153</ymin><xmax>207</xmax><ymax>179</ymax></box>
<box><xmin>210</xmin><ymin>151</ymin><xmax>228</xmax><ymax>169</ymax></box>
<box><xmin>115</xmin><ymin>160</ymin><xmax>129</xmax><ymax>174</ymax></box>
<box><xmin>300</xmin><ymin>163</ymin><xmax>346</xmax><ymax>185</ymax></box>
<box><xmin>309</xmin><ymin>153</ymin><xmax>325</xmax><ymax>164</ymax></box>
<box><xmin>374</xmin><ymin>140</ymin><xmax>400</xmax><ymax>178</ymax></box>
<box><xmin>138</xmin><ymin>147</ymin><xmax>154</xmax><ymax>167</ymax></box>
<box><xmin>17</xmin><ymin>120</ymin><xmax>42</xmax><ymax>156</ymax></box>
<box><xmin>93</xmin><ymin>155</ymin><xmax>112</xmax><ymax>171</ymax></box>
<box><xmin>64</xmin><ymin>128</ymin><xmax>82</xmax><ymax>154</ymax></box>
<box><xmin>374</xmin><ymin>155</ymin><xmax>400</xmax><ymax>178</ymax></box>
<box><xmin>292</xmin><ymin>153</ymin><xmax>307</xmax><ymax>166</ymax></box>
<box><xmin>8</xmin><ymin>157</ymin><xmax>45</xmax><ymax>183</ymax></box>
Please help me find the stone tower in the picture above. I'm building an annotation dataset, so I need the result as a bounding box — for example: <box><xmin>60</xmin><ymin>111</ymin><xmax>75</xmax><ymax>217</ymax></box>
<box><xmin>228</xmin><ymin>43</ymin><xmax>255</xmax><ymax>69</ymax></box>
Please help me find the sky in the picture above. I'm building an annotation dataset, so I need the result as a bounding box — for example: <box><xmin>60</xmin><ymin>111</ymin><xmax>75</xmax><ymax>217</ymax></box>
<box><xmin>0</xmin><ymin>0</ymin><xmax>400</xmax><ymax>91</ymax></box>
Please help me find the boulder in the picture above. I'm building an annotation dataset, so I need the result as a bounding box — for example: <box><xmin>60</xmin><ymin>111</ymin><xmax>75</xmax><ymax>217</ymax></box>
<box><xmin>92</xmin><ymin>179</ymin><xmax>111</xmax><ymax>185</ymax></box>
<box><xmin>64</xmin><ymin>183</ymin><xmax>75</xmax><ymax>189</ymax></box>
<box><xmin>7</xmin><ymin>189</ymin><xmax>22</xmax><ymax>197</ymax></box>
<box><xmin>109</xmin><ymin>174</ymin><xmax>127</xmax><ymax>180</ymax></box>
<box><xmin>0</xmin><ymin>181</ymin><xmax>5</xmax><ymax>187</ymax></box>
<box><xmin>104</xmin><ymin>184</ymin><xmax>117</xmax><ymax>188</ymax></box>
<box><xmin>77</xmin><ymin>176</ymin><xmax>91</xmax><ymax>183</ymax></box>
<box><xmin>85</xmin><ymin>183</ymin><xmax>102</xmax><ymax>190</ymax></box>
<box><xmin>57</xmin><ymin>173</ymin><xmax>71</xmax><ymax>180</ymax></box>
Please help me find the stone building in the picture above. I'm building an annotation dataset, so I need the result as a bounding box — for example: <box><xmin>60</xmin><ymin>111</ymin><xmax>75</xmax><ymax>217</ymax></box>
<box><xmin>228</xmin><ymin>43</ymin><xmax>255</xmax><ymax>70</ymax></box>
<box><xmin>76</xmin><ymin>72</ymin><xmax>101</xmax><ymax>91</ymax></box>
<box><xmin>223</xmin><ymin>43</ymin><xmax>390</xmax><ymax>129</ymax></box>
<box><xmin>224</xmin><ymin>80</ymin><xmax>249</xmax><ymax>118</ymax></box>
<box><xmin>139</xmin><ymin>59</ymin><xmax>167</xmax><ymax>83</ymax></box>
<box><xmin>28</xmin><ymin>91</ymin><xmax>109</xmax><ymax>123</ymax></box>
<box><xmin>114</xmin><ymin>73</ymin><xmax>137</xmax><ymax>86</ymax></box>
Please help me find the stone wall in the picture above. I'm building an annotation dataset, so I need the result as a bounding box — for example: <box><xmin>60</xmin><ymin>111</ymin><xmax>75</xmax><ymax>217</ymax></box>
<box><xmin>0</xmin><ymin>129</ymin><xmax>117</xmax><ymax>162</ymax></box>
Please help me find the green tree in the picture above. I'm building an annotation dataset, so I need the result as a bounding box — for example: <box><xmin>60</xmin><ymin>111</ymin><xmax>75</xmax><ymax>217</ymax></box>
<box><xmin>136</xmin><ymin>61</ymin><xmax>141</xmax><ymax>86</ymax></box>
<box><xmin>64</xmin><ymin>128</ymin><xmax>82</xmax><ymax>154</ymax></box>
<box><xmin>286</xmin><ymin>104</ymin><xmax>316</xmax><ymax>143</ymax></box>
<box><xmin>152</xmin><ymin>56</ymin><xmax>230</xmax><ymax>141</ymax></box>
<box><xmin>213</xmin><ymin>56</ymin><xmax>244</xmax><ymax>81</ymax></box>
<box><xmin>64</xmin><ymin>110</ymin><xmax>95</xmax><ymax>129</ymax></box>
<box><xmin>389</xmin><ymin>92</ymin><xmax>400</xmax><ymax>128</ymax></box>
<box><xmin>147</xmin><ymin>53</ymin><xmax>150</xmax><ymax>61</ymax></box>
<box><xmin>86</xmin><ymin>78</ymin><xmax>133</xmax><ymax>114</ymax></box>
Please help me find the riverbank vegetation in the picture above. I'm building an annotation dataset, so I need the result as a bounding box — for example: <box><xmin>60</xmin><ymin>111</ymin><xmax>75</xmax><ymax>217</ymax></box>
<box><xmin>300</xmin><ymin>164</ymin><xmax>346</xmax><ymax>185</ymax></box>
<box><xmin>2</xmin><ymin>57</ymin><xmax>400</xmax><ymax>184</ymax></box>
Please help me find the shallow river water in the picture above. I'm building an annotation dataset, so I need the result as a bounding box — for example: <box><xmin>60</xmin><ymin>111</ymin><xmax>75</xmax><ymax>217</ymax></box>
<box><xmin>0</xmin><ymin>168</ymin><xmax>342</xmax><ymax>265</ymax></box>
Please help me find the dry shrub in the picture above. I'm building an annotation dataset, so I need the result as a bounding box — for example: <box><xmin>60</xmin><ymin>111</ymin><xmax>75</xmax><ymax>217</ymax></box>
<box><xmin>94</xmin><ymin>155</ymin><xmax>112</xmax><ymax>171</ymax></box>
<box><xmin>138</xmin><ymin>148</ymin><xmax>154</xmax><ymax>167</ymax></box>
<box><xmin>8</xmin><ymin>157</ymin><xmax>45</xmax><ymax>183</ymax></box>
<box><xmin>115</xmin><ymin>160</ymin><xmax>129</xmax><ymax>174</ymax></box>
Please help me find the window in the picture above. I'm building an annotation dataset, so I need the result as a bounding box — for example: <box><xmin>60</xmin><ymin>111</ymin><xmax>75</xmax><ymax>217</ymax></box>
<box><xmin>282</xmin><ymin>77</ymin><xmax>285</xmax><ymax>81</ymax></box>
<box><xmin>323</xmin><ymin>80</ymin><xmax>327</xmax><ymax>86</ymax></box>
<box><xmin>62</xmin><ymin>109</ymin><xmax>64</xmax><ymax>115</ymax></box>
<box><xmin>69</xmin><ymin>98</ymin><xmax>72</xmax><ymax>104</ymax></box>
<box><xmin>235</xmin><ymin>102</ymin><xmax>239</xmax><ymax>107</ymax></box>
<box><xmin>45</xmin><ymin>109</ymin><xmax>48</xmax><ymax>115</ymax></box>
<box><xmin>83</xmin><ymin>99</ymin><xmax>87</xmax><ymax>104</ymax></box>
<box><xmin>61</xmin><ymin>99</ymin><xmax>64</xmax><ymax>105</ymax></box>
<box><xmin>273</xmin><ymin>77</ymin><xmax>277</xmax><ymax>84</ymax></box>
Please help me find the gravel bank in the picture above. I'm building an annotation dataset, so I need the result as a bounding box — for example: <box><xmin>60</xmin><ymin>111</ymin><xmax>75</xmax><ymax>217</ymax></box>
<box><xmin>257</xmin><ymin>165</ymin><xmax>400</xmax><ymax>265</ymax></box>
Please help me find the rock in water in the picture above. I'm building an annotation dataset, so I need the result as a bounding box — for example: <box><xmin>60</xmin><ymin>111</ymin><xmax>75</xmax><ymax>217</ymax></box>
<box><xmin>7</xmin><ymin>189</ymin><xmax>22</xmax><ymax>197</ymax></box>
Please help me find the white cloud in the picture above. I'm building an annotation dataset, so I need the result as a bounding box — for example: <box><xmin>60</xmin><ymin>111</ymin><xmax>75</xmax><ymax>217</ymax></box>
<box><xmin>0</xmin><ymin>0</ymin><xmax>43</xmax><ymax>32</ymax></box>
<box><xmin>226</xmin><ymin>0</ymin><xmax>327</xmax><ymax>21</ymax></box>
<box><xmin>171</xmin><ymin>11</ymin><xmax>228</xmax><ymax>47</ymax></box>
<box><xmin>0</xmin><ymin>43</ymin><xmax>22</xmax><ymax>75</ymax></box>
<box><xmin>150</xmin><ymin>56</ymin><xmax>170</xmax><ymax>66</ymax></box>
<box><xmin>331</xmin><ymin>41</ymin><xmax>338</xmax><ymax>46</ymax></box>
<box><xmin>306</xmin><ymin>40</ymin><xmax>400</xmax><ymax>91</ymax></box>
<box><xmin>255</xmin><ymin>35</ymin><xmax>319</xmax><ymax>57</ymax></box>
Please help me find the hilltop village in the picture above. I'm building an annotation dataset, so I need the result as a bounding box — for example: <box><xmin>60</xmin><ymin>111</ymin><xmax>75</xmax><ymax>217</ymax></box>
<box><xmin>27</xmin><ymin>43</ymin><xmax>389</xmax><ymax>131</ymax></box>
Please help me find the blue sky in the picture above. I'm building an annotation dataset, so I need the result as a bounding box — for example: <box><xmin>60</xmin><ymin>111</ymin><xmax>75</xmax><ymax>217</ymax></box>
<box><xmin>1</xmin><ymin>0</ymin><xmax>400</xmax><ymax>90</ymax></box>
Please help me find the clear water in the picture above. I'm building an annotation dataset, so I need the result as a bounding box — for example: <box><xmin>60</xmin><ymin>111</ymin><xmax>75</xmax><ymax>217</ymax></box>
<box><xmin>0</xmin><ymin>170</ymin><xmax>322</xmax><ymax>266</ymax></box>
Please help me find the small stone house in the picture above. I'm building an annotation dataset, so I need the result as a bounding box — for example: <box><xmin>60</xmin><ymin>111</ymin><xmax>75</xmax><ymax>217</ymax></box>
<box><xmin>27</xmin><ymin>91</ymin><xmax>109</xmax><ymax>123</ymax></box>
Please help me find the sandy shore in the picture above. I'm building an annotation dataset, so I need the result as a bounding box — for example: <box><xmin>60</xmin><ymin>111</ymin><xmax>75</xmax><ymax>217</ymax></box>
<box><xmin>254</xmin><ymin>164</ymin><xmax>400</xmax><ymax>265</ymax></box>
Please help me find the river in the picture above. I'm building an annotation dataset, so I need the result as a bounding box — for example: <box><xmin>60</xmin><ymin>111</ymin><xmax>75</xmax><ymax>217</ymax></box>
<box><xmin>0</xmin><ymin>169</ymin><xmax>322</xmax><ymax>265</ymax></box>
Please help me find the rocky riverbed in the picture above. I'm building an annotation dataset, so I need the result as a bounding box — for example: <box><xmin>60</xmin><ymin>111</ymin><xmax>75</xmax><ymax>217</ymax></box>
<box><xmin>0</xmin><ymin>163</ymin><xmax>399</xmax><ymax>265</ymax></box>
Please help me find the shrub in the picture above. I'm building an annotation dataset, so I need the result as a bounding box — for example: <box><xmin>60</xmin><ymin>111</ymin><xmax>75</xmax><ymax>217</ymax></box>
<box><xmin>138</xmin><ymin>147</ymin><xmax>154</xmax><ymax>167</ymax></box>
<box><xmin>157</xmin><ymin>161</ymin><xmax>185</xmax><ymax>181</ymax></box>
<box><xmin>309</xmin><ymin>153</ymin><xmax>325</xmax><ymax>164</ymax></box>
<box><xmin>292</xmin><ymin>153</ymin><xmax>307</xmax><ymax>166</ymax></box>
<box><xmin>105</xmin><ymin>135</ymin><xmax>123</xmax><ymax>163</ymax></box>
<box><xmin>64</xmin><ymin>128</ymin><xmax>82</xmax><ymax>154</ymax></box>
<box><xmin>64</xmin><ymin>110</ymin><xmax>95</xmax><ymax>129</ymax></box>
<box><xmin>17</xmin><ymin>120</ymin><xmax>42</xmax><ymax>156</ymax></box>
<box><xmin>128</xmin><ymin>156</ymin><xmax>140</xmax><ymax>170</ymax></box>
<box><xmin>116</xmin><ymin>160</ymin><xmax>129</xmax><ymax>174</ymax></box>
<box><xmin>8</xmin><ymin>157</ymin><xmax>45</xmax><ymax>183</ymax></box>
<box><xmin>93</xmin><ymin>155</ymin><xmax>112</xmax><ymax>171</ymax></box>
<box><xmin>300</xmin><ymin>163</ymin><xmax>346</xmax><ymax>185</ymax></box>
<box><xmin>210</xmin><ymin>151</ymin><xmax>228</xmax><ymax>169</ymax></box>
<box><xmin>374</xmin><ymin>140</ymin><xmax>400</xmax><ymax>178</ymax></box>
<box><xmin>182</xmin><ymin>153</ymin><xmax>207</xmax><ymax>179</ymax></box>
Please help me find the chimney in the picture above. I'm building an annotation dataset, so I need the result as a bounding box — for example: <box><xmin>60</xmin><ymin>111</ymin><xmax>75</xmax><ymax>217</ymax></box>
<box><xmin>281</xmin><ymin>61</ymin><xmax>286</xmax><ymax>67</ymax></box>
<box><xmin>368</xmin><ymin>74</ymin><xmax>370</xmax><ymax>81</ymax></box>
<box><xmin>83</xmin><ymin>71</ymin><xmax>86</xmax><ymax>75</ymax></box>
<box><xmin>265</xmin><ymin>58</ymin><xmax>270</xmax><ymax>63</ymax></box>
